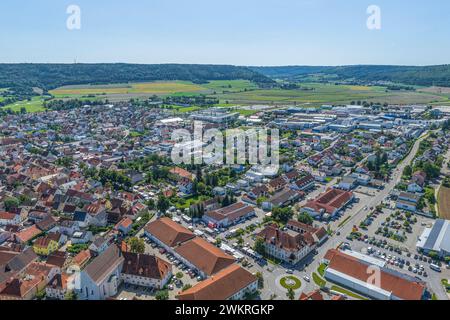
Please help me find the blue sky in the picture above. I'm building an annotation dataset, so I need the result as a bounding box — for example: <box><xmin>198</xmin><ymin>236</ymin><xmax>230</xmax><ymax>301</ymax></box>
<box><xmin>0</xmin><ymin>0</ymin><xmax>449</xmax><ymax>66</ymax></box>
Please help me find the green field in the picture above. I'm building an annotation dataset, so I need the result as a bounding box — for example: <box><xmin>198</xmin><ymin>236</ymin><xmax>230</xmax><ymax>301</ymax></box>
<box><xmin>3</xmin><ymin>97</ymin><xmax>46</xmax><ymax>113</ymax></box>
<box><xmin>4</xmin><ymin>80</ymin><xmax>449</xmax><ymax>115</ymax></box>
<box><xmin>212</xmin><ymin>82</ymin><xmax>449</xmax><ymax>105</ymax></box>
<box><xmin>203</xmin><ymin>80</ymin><xmax>259</xmax><ymax>92</ymax></box>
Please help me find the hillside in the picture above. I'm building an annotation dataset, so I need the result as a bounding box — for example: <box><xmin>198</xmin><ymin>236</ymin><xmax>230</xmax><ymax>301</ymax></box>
<box><xmin>250</xmin><ymin>65</ymin><xmax>450</xmax><ymax>87</ymax></box>
<box><xmin>0</xmin><ymin>63</ymin><xmax>274</xmax><ymax>91</ymax></box>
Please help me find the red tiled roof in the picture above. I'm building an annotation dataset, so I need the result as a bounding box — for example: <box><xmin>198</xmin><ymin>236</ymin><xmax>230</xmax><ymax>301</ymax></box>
<box><xmin>174</xmin><ymin>238</ymin><xmax>235</xmax><ymax>276</ymax></box>
<box><xmin>177</xmin><ymin>264</ymin><xmax>256</xmax><ymax>300</ymax></box>
<box><xmin>326</xmin><ymin>250</ymin><xmax>425</xmax><ymax>300</ymax></box>
<box><xmin>144</xmin><ymin>217</ymin><xmax>194</xmax><ymax>248</ymax></box>
<box><xmin>304</xmin><ymin>188</ymin><xmax>353</xmax><ymax>214</ymax></box>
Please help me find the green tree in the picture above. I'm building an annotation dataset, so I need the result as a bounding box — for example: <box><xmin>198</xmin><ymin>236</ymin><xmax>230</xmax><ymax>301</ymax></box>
<box><xmin>254</xmin><ymin>237</ymin><xmax>266</xmax><ymax>256</ymax></box>
<box><xmin>297</xmin><ymin>212</ymin><xmax>313</xmax><ymax>225</ymax></box>
<box><xmin>128</xmin><ymin>237</ymin><xmax>145</xmax><ymax>254</ymax></box>
<box><xmin>286</xmin><ymin>288</ymin><xmax>295</xmax><ymax>300</ymax></box>
<box><xmin>157</xmin><ymin>195</ymin><xmax>170</xmax><ymax>214</ymax></box>
<box><xmin>64</xmin><ymin>291</ymin><xmax>78</xmax><ymax>300</ymax></box>
<box><xmin>255</xmin><ymin>272</ymin><xmax>264</xmax><ymax>289</ymax></box>
<box><xmin>4</xmin><ymin>197</ymin><xmax>20</xmax><ymax>211</ymax></box>
<box><xmin>155</xmin><ymin>290</ymin><xmax>169</xmax><ymax>300</ymax></box>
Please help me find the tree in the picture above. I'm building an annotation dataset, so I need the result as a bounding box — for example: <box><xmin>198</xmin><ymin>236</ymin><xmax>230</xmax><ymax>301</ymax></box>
<box><xmin>254</xmin><ymin>237</ymin><xmax>266</xmax><ymax>256</ymax></box>
<box><xmin>297</xmin><ymin>212</ymin><xmax>313</xmax><ymax>225</ymax></box>
<box><xmin>286</xmin><ymin>288</ymin><xmax>295</xmax><ymax>300</ymax></box>
<box><xmin>272</xmin><ymin>207</ymin><xmax>293</xmax><ymax>224</ymax></box>
<box><xmin>157</xmin><ymin>195</ymin><xmax>170</xmax><ymax>214</ymax></box>
<box><xmin>403</xmin><ymin>165</ymin><xmax>412</xmax><ymax>179</ymax></box>
<box><xmin>64</xmin><ymin>291</ymin><xmax>77</xmax><ymax>300</ymax></box>
<box><xmin>255</xmin><ymin>272</ymin><xmax>264</xmax><ymax>289</ymax></box>
<box><xmin>4</xmin><ymin>197</ymin><xmax>20</xmax><ymax>211</ymax></box>
<box><xmin>155</xmin><ymin>289</ymin><xmax>169</xmax><ymax>300</ymax></box>
<box><xmin>128</xmin><ymin>237</ymin><xmax>145</xmax><ymax>254</ymax></box>
<box><xmin>176</xmin><ymin>272</ymin><xmax>184</xmax><ymax>279</ymax></box>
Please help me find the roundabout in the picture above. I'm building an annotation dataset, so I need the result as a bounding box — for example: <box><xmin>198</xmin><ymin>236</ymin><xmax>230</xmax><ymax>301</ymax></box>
<box><xmin>279</xmin><ymin>276</ymin><xmax>302</xmax><ymax>290</ymax></box>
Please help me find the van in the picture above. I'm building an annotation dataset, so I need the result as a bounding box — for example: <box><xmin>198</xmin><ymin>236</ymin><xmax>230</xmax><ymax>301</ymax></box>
<box><xmin>430</xmin><ymin>264</ymin><xmax>441</xmax><ymax>272</ymax></box>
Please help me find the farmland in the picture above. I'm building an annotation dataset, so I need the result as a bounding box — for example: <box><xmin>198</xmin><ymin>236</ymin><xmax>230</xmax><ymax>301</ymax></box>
<box><xmin>438</xmin><ymin>186</ymin><xmax>450</xmax><ymax>220</ymax></box>
<box><xmin>49</xmin><ymin>81</ymin><xmax>209</xmax><ymax>100</ymax></box>
<box><xmin>212</xmin><ymin>83</ymin><xmax>449</xmax><ymax>106</ymax></box>
<box><xmin>2</xmin><ymin>80</ymin><xmax>450</xmax><ymax>114</ymax></box>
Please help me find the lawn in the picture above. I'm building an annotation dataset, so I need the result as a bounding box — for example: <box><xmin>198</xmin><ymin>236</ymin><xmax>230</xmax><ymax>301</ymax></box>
<box><xmin>280</xmin><ymin>276</ymin><xmax>302</xmax><ymax>290</ymax></box>
<box><xmin>3</xmin><ymin>97</ymin><xmax>46</xmax><ymax>113</ymax></box>
<box><xmin>330</xmin><ymin>285</ymin><xmax>368</xmax><ymax>300</ymax></box>
<box><xmin>318</xmin><ymin>263</ymin><xmax>327</xmax><ymax>277</ymax></box>
<box><xmin>312</xmin><ymin>272</ymin><xmax>326</xmax><ymax>287</ymax></box>
<box><xmin>438</xmin><ymin>186</ymin><xmax>450</xmax><ymax>220</ymax></box>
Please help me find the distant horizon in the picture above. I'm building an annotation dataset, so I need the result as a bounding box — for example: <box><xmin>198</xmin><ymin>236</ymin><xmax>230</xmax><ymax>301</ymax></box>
<box><xmin>0</xmin><ymin>62</ymin><xmax>449</xmax><ymax>68</ymax></box>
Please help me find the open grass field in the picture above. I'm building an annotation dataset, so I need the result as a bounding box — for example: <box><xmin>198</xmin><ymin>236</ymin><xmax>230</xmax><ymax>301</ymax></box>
<box><xmin>437</xmin><ymin>186</ymin><xmax>450</xmax><ymax>220</ymax></box>
<box><xmin>3</xmin><ymin>97</ymin><xmax>46</xmax><ymax>113</ymax></box>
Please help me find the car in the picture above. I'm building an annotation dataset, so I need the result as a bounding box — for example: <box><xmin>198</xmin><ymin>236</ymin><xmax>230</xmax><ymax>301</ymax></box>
<box><xmin>303</xmin><ymin>276</ymin><xmax>311</xmax><ymax>282</ymax></box>
<box><xmin>286</xmin><ymin>269</ymin><xmax>294</xmax><ymax>274</ymax></box>
<box><xmin>168</xmin><ymin>285</ymin><xmax>174</xmax><ymax>290</ymax></box>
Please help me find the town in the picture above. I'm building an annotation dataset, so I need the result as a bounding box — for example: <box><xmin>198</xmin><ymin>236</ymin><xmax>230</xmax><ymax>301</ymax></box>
<box><xmin>0</xmin><ymin>100</ymin><xmax>449</xmax><ymax>301</ymax></box>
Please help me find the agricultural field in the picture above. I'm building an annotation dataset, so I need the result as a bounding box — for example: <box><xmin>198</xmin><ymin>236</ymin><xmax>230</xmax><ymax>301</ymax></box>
<box><xmin>49</xmin><ymin>81</ymin><xmax>209</xmax><ymax>100</ymax></box>
<box><xmin>213</xmin><ymin>83</ymin><xmax>449</xmax><ymax>106</ymax></box>
<box><xmin>438</xmin><ymin>186</ymin><xmax>450</xmax><ymax>220</ymax></box>
<box><xmin>202</xmin><ymin>80</ymin><xmax>259</xmax><ymax>93</ymax></box>
<box><xmin>3</xmin><ymin>97</ymin><xmax>46</xmax><ymax>113</ymax></box>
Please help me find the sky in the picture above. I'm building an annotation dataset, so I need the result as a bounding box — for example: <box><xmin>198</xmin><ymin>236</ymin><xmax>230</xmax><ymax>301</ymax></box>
<box><xmin>0</xmin><ymin>0</ymin><xmax>449</xmax><ymax>66</ymax></box>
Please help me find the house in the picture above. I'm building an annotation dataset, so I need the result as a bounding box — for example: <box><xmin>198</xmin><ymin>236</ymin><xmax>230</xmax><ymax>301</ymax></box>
<box><xmin>46</xmin><ymin>273</ymin><xmax>71</xmax><ymax>300</ymax></box>
<box><xmin>257</xmin><ymin>223</ymin><xmax>316</xmax><ymax>265</ymax></box>
<box><xmin>407</xmin><ymin>182</ymin><xmax>423</xmax><ymax>193</ymax></box>
<box><xmin>337</xmin><ymin>176</ymin><xmax>358</xmax><ymax>191</ymax></box>
<box><xmin>286</xmin><ymin>220</ymin><xmax>328</xmax><ymax>245</ymax></box>
<box><xmin>350</xmin><ymin>173</ymin><xmax>372</xmax><ymax>185</ymax></box>
<box><xmin>33</xmin><ymin>233</ymin><xmax>63</xmax><ymax>256</ymax></box>
<box><xmin>301</xmin><ymin>188</ymin><xmax>354</xmax><ymax>219</ymax></box>
<box><xmin>396</xmin><ymin>192</ymin><xmax>420</xmax><ymax>212</ymax></box>
<box><xmin>121</xmin><ymin>252</ymin><xmax>172</xmax><ymax>289</ymax></box>
<box><xmin>0</xmin><ymin>212</ymin><xmax>21</xmax><ymax>226</ymax></box>
<box><xmin>85</xmin><ymin>202</ymin><xmax>107</xmax><ymax>227</ymax></box>
<box><xmin>14</xmin><ymin>225</ymin><xmax>42</xmax><ymax>244</ymax></box>
<box><xmin>262</xmin><ymin>188</ymin><xmax>302</xmax><ymax>210</ymax></box>
<box><xmin>202</xmin><ymin>202</ymin><xmax>255</xmax><ymax>228</ymax></box>
<box><xmin>169</xmin><ymin>167</ymin><xmax>194</xmax><ymax>182</ymax></box>
<box><xmin>144</xmin><ymin>217</ymin><xmax>195</xmax><ymax>252</ymax></box>
<box><xmin>323</xmin><ymin>249</ymin><xmax>426</xmax><ymax>300</ymax></box>
<box><xmin>70</xmin><ymin>231</ymin><xmax>93</xmax><ymax>244</ymax></box>
<box><xmin>268</xmin><ymin>176</ymin><xmax>288</xmax><ymax>193</ymax></box>
<box><xmin>248</xmin><ymin>185</ymin><xmax>269</xmax><ymax>200</ymax></box>
<box><xmin>114</xmin><ymin>217</ymin><xmax>133</xmax><ymax>235</ymax></box>
<box><xmin>177</xmin><ymin>264</ymin><xmax>257</xmax><ymax>300</ymax></box>
<box><xmin>77</xmin><ymin>245</ymin><xmax>124</xmax><ymax>300</ymax></box>
<box><xmin>89</xmin><ymin>237</ymin><xmax>110</xmax><ymax>255</ymax></box>
<box><xmin>174</xmin><ymin>237</ymin><xmax>236</xmax><ymax>278</ymax></box>
<box><xmin>291</xmin><ymin>175</ymin><xmax>315</xmax><ymax>191</ymax></box>
<box><xmin>299</xmin><ymin>290</ymin><xmax>325</xmax><ymax>301</ymax></box>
